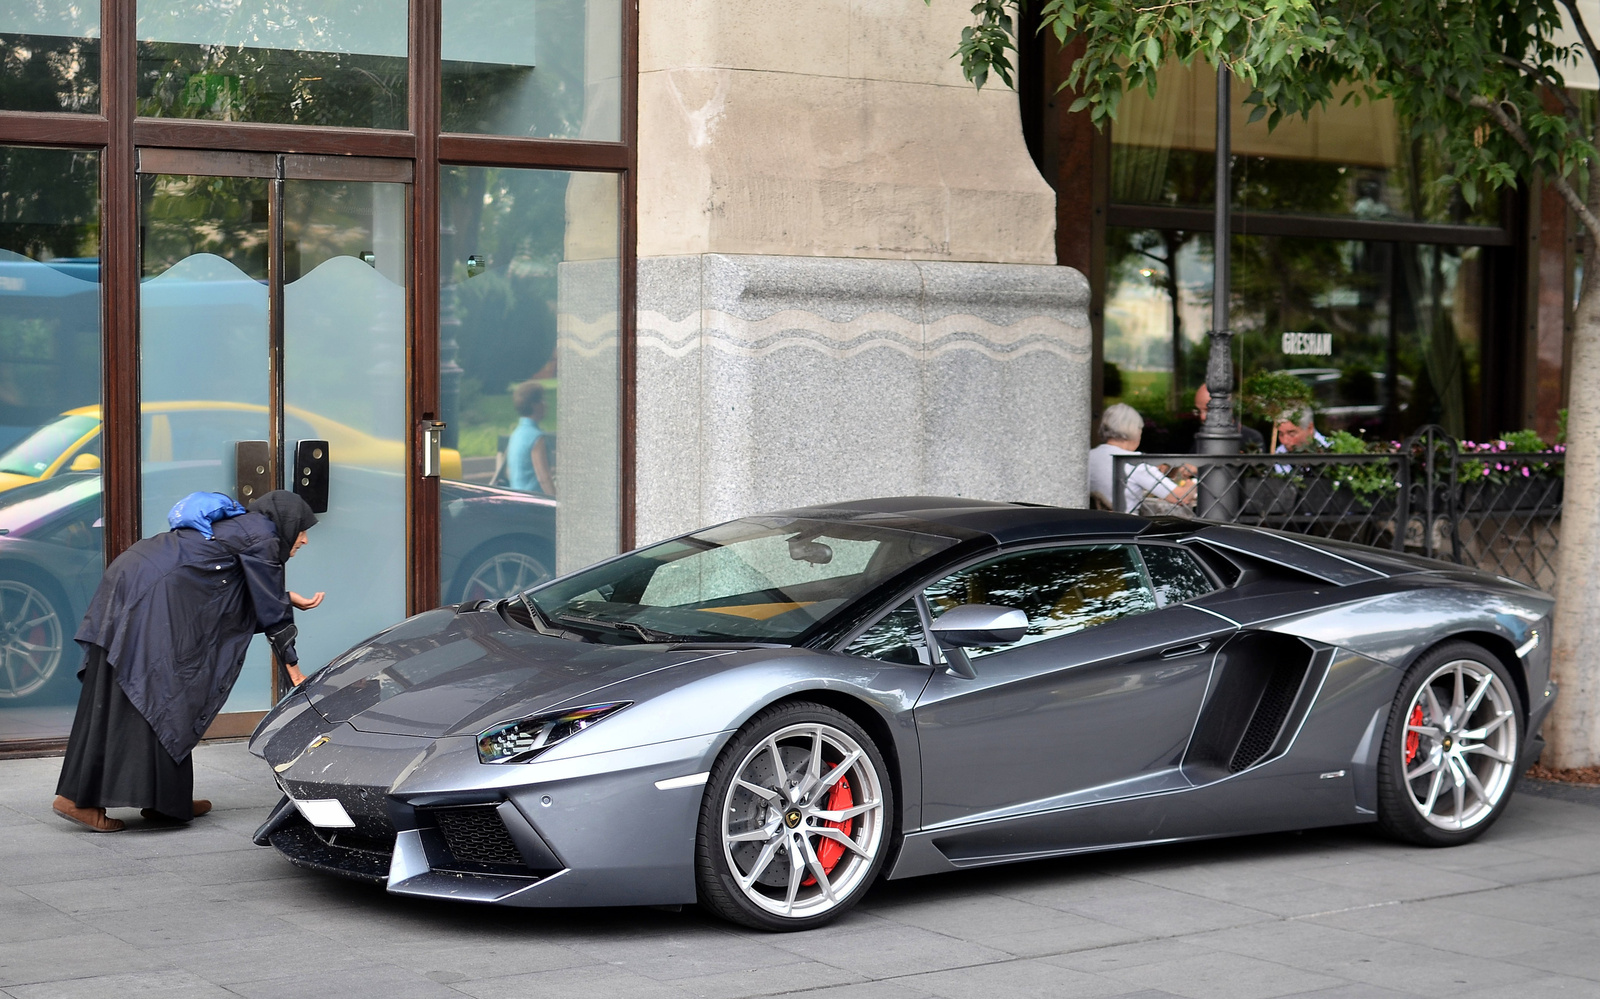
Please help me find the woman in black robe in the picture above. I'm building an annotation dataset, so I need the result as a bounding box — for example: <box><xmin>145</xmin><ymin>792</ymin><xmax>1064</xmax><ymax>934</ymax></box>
<box><xmin>53</xmin><ymin>490</ymin><xmax>323</xmax><ymax>832</ymax></box>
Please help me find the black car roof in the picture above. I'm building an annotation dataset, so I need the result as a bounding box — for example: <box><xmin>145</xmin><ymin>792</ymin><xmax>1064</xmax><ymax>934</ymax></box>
<box><xmin>775</xmin><ymin>496</ymin><xmax>1148</xmax><ymax>545</ymax></box>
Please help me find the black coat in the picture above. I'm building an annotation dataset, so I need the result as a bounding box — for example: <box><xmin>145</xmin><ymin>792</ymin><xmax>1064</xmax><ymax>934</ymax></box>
<box><xmin>75</xmin><ymin>511</ymin><xmax>297</xmax><ymax>762</ymax></box>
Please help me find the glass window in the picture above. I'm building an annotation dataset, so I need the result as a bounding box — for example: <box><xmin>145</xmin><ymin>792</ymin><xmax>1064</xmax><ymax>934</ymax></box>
<box><xmin>0</xmin><ymin>2</ymin><xmax>99</xmax><ymax>112</ymax></box>
<box><xmin>924</xmin><ymin>545</ymin><xmax>1158</xmax><ymax>658</ymax></box>
<box><xmin>442</xmin><ymin>0</ymin><xmax>622</xmax><ymax>140</ymax></box>
<box><xmin>1104</xmin><ymin>229</ymin><xmax>1486</xmax><ymax>445</ymax></box>
<box><xmin>524</xmin><ymin>517</ymin><xmax>960</xmax><ymax>643</ymax></box>
<box><xmin>844</xmin><ymin>599</ymin><xmax>926</xmax><ymax>666</ymax></box>
<box><xmin>135</xmin><ymin>0</ymin><xmax>408</xmax><ymax>128</ymax></box>
<box><xmin>438</xmin><ymin>166</ymin><xmax>622</xmax><ymax>602</ymax></box>
<box><xmin>0</xmin><ymin>145</ymin><xmax>102</xmax><ymax>742</ymax></box>
<box><xmin>1111</xmin><ymin>61</ymin><xmax>1499</xmax><ymax>226</ymax></box>
<box><xmin>1139</xmin><ymin>545</ymin><xmax>1214</xmax><ymax>606</ymax></box>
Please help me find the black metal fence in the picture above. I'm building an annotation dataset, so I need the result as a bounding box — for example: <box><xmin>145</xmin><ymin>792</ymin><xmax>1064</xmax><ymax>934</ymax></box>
<box><xmin>1110</xmin><ymin>425</ymin><xmax>1563</xmax><ymax>590</ymax></box>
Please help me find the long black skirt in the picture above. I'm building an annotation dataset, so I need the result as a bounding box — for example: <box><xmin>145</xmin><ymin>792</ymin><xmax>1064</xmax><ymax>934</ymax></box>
<box><xmin>55</xmin><ymin>644</ymin><xmax>194</xmax><ymax>820</ymax></box>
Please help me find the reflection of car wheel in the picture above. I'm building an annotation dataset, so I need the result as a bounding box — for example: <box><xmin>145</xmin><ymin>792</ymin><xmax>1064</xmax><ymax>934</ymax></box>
<box><xmin>0</xmin><ymin>572</ymin><xmax>68</xmax><ymax>702</ymax></box>
<box><xmin>696</xmin><ymin>702</ymin><xmax>893</xmax><ymax>931</ymax></box>
<box><xmin>1376</xmin><ymin>641</ymin><xmax>1522</xmax><ymax>846</ymax></box>
<box><xmin>451</xmin><ymin>539</ymin><xmax>553</xmax><ymax>604</ymax></box>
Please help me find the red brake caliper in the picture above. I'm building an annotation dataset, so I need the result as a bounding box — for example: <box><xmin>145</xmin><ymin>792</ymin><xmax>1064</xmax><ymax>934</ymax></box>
<box><xmin>1404</xmin><ymin>704</ymin><xmax>1424</xmax><ymax>765</ymax></box>
<box><xmin>802</xmin><ymin>768</ymin><xmax>853</xmax><ymax>885</ymax></box>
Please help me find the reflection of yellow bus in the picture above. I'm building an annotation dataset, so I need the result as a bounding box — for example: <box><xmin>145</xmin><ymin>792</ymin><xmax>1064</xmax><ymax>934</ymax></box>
<box><xmin>0</xmin><ymin>402</ymin><xmax>460</xmax><ymax>494</ymax></box>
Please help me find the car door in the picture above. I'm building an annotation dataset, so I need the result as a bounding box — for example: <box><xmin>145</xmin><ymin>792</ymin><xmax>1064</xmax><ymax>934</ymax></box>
<box><xmin>906</xmin><ymin>541</ymin><xmax>1234</xmax><ymax>829</ymax></box>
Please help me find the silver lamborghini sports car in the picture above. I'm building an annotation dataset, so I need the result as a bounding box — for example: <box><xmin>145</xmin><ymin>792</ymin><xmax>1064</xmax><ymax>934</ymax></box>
<box><xmin>250</xmin><ymin>498</ymin><xmax>1556</xmax><ymax>930</ymax></box>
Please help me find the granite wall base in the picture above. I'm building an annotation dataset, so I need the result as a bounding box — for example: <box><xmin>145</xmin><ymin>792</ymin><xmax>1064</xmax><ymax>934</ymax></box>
<box><xmin>635</xmin><ymin>253</ymin><xmax>1091</xmax><ymax>544</ymax></box>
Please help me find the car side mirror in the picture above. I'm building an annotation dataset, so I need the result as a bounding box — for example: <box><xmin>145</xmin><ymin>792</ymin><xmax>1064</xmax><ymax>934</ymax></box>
<box><xmin>68</xmin><ymin>453</ymin><xmax>101</xmax><ymax>472</ymax></box>
<box><xmin>929</xmin><ymin>604</ymin><xmax>1028</xmax><ymax>678</ymax></box>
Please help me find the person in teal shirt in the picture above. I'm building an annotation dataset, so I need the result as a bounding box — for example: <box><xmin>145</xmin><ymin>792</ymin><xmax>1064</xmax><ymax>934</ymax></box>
<box><xmin>507</xmin><ymin>380</ymin><xmax>554</xmax><ymax>495</ymax></box>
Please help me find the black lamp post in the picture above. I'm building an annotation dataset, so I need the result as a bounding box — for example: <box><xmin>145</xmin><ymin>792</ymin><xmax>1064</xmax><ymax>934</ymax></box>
<box><xmin>1194</xmin><ymin>62</ymin><xmax>1241</xmax><ymax>517</ymax></box>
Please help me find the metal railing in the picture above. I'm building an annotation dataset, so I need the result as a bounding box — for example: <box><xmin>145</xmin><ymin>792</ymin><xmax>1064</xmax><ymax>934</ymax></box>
<box><xmin>1110</xmin><ymin>425</ymin><xmax>1563</xmax><ymax>590</ymax></box>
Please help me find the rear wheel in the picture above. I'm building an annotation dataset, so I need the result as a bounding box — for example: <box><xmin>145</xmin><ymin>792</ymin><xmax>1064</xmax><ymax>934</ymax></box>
<box><xmin>0</xmin><ymin>572</ymin><xmax>68</xmax><ymax>702</ymax></box>
<box><xmin>1376</xmin><ymin>641</ymin><xmax>1522</xmax><ymax>846</ymax></box>
<box><xmin>695</xmin><ymin>702</ymin><xmax>893</xmax><ymax>930</ymax></box>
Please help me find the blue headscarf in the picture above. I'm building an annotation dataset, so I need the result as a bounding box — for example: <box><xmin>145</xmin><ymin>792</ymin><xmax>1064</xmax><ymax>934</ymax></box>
<box><xmin>167</xmin><ymin>491</ymin><xmax>247</xmax><ymax>539</ymax></box>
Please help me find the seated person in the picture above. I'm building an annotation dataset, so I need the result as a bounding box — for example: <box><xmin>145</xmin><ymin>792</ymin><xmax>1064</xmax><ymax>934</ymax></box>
<box><xmin>1088</xmin><ymin>403</ymin><xmax>1195</xmax><ymax>514</ymax></box>
<box><xmin>1192</xmin><ymin>383</ymin><xmax>1265</xmax><ymax>452</ymax></box>
<box><xmin>1273</xmin><ymin>408</ymin><xmax>1329</xmax><ymax>473</ymax></box>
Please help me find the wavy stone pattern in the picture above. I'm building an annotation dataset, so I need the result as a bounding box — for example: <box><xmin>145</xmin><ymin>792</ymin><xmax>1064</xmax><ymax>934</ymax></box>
<box><xmin>636</xmin><ymin>253</ymin><xmax>1091</xmax><ymax>544</ymax></box>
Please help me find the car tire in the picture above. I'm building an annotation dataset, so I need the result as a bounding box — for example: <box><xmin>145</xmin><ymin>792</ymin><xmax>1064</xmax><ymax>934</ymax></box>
<box><xmin>449</xmin><ymin>538</ymin><xmax>553</xmax><ymax>605</ymax></box>
<box><xmin>1376</xmin><ymin>640</ymin><xmax>1523</xmax><ymax>847</ymax></box>
<box><xmin>695</xmin><ymin>701</ymin><xmax>894</xmax><ymax>931</ymax></box>
<box><xmin>0</xmin><ymin>568</ymin><xmax>72</xmax><ymax>704</ymax></box>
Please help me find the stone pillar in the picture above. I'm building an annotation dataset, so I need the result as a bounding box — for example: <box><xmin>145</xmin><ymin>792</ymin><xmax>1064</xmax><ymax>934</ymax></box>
<box><xmin>635</xmin><ymin>0</ymin><xmax>1090</xmax><ymax>542</ymax></box>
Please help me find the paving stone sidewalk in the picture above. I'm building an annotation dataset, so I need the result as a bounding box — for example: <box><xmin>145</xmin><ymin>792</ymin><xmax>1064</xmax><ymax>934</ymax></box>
<box><xmin>3</xmin><ymin>742</ymin><xmax>1598</xmax><ymax>999</ymax></box>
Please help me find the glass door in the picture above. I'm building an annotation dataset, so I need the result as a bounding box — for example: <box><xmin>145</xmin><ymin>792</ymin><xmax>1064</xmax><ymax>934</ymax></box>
<box><xmin>137</xmin><ymin>149</ymin><xmax>412</xmax><ymax>713</ymax></box>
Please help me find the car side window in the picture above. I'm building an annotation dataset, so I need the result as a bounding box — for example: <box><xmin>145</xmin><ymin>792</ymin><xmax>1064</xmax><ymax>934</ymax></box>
<box><xmin>924</xmin><ymin>544</ymin><xmax>1157</xmax><ymax>657</ymax></box>
<box><xmin>843</xmin><ymin>598</ymin><xmax>926</xmax><ymax>665</ymax></box>
<box><xmin>1139</xmin><ymin>545</ymin><xmax>1215</xmax><ymax>607</ymax></box>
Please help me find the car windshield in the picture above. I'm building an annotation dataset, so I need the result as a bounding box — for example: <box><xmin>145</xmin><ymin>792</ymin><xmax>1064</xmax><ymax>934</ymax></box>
<box><xmin>0</xmin><ymin>414</ymin><xmax>97</xmax><ymax>477</ymax></box>
<box><xmin>526</xmin><ymin>516</ymin><xmax>960</xmax><ymax>643</ymax></box>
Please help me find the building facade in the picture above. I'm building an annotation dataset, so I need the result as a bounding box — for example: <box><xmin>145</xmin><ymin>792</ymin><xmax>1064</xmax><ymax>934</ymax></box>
<box><xmin>0</xmin><ymin>0</ymin><xmax>1091</xmax><ymax>751</ymax></box>
<box><xmin>0</xmin><ymin>3</ymin><xmax>1571</xmax><ymax>754</ymax></box>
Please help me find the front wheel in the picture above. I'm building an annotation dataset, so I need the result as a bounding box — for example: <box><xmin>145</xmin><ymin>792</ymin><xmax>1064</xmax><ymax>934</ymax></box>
<box><xmin>1376</xmin><ymin>641</ymin><xmax>1522</xmax><ymax>846</ymax></box>
<box><xmin>695</xmin><ymin>702</ymin><xmax>893</xmax><ymax>930</ymax></box>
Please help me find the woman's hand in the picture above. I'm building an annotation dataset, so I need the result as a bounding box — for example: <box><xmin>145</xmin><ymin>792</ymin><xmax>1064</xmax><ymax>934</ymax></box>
<box><xmin>286</xmin><ymin>664</ymin><xmax>307</xmax><ymax>687</ymax></box>
<box><xmin>290</xmin><ymin>591</ymin><xmax>325</xmax><ymax>610</ymax></box>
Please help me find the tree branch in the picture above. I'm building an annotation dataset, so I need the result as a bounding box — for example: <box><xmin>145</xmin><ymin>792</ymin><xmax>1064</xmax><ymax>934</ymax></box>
<box><xmin>1498</xmin><ymin>53</ymin><xmax>1581</xmax><ymax>118</ymax></box>
<box><xmin>1468</xmin><ymin>92</ymin><xmax>1600</xmax><ymax>237</ymax></box>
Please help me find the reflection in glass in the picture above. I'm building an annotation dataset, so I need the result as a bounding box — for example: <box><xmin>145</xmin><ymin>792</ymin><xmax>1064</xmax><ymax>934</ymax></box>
<box><xmin>282</xmin><ymin>180</ymin><xmax>407</xmax><ymax>694</ymax></box>
<box><xmin>439</xmin><ymin>166</ymin><xmax>621</xmax><ymax>596</ymax></box>
<box><xmin>135</xmin><ymin>0</ymin><xmax>407</xmax><ymax>128</ymax></box>
<box><xmin>1138</xmin><ymin>545</ymin><xmax>1214</xmax><ymax>607</ymax></box>
<box><xmin>0</xmin><ymin>145</ymin><xmax>102</xmax><ymax>742</ymax></box>
<box><xmin>925</xmin><ymin>546</ymin><xmax>1157</xmax><ymax>657</ymax></box>
<box><xmin>443</xmin><ymin>0</ymin><xmax>621</xmax><ymax>140</ymax></box>
<box><xmin>1111</xmin><ymin>61</ymin><xmax>1499</xmax><ymax>226</ymax></box>
<box><xmin>1104</xmin><ymin>228</ymin><xmax>1486</xmax><ymax>444</ymax></box>
<box><xmin>845</xmin><ymin>600</ymin><xmax>926</xmax><ymax>665</ymax></box>
<box><xmin>0</xmin><ymin>2</ymin><xmax>99</xmax><ymax>113</ymax></box>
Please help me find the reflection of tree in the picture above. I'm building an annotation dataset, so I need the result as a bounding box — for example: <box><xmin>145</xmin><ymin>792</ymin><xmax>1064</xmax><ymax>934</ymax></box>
<box><xmin>0</xmin><ymin>32</ymin><xmax>99</xmax><ymax>114</ymax></box>
<box><xmin>1107</xmin><ymin>228</ymin><xmax>1192</xmax><ymax>413</ymax></box>
<box><xmin>136</xmin><ymin>43</ymin><xmax>406</xmax><ymax>128</ymax></box>
<box><xmin>140</xmin><ymin>175</ymin><xmax>270</xmax><ymax>279</ymax></box>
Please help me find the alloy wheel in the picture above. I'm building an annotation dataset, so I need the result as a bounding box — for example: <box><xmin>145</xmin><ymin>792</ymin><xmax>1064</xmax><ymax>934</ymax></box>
<box><xmin>0</xmin><ymin>579</ymin><xmax>63</xmax><ymax>700</ymax></box>
<box><xmin>720</xmin><ymin>722</ymin><xmax>885</xmax><ymax>920</ymax></box>
<box><xmin>1401</xmin><ymin>658</ymin><xmax>1519</xmax><ymax>831</ymax></box>
<box><xmin>461</xmin><ymin>551</ymin><xmax>550</xmax><ymax>603</ymax></box>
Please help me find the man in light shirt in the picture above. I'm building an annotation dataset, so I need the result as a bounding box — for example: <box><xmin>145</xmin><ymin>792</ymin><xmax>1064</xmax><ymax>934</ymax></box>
<box><xmin>1273</xmin><ymin>408</ymin><xmax>1329</xmax><ymax>473</ymax></box>
<box><xmin>1088</xmin><ymin>403</ymin><xmax>1195</xmax><ymax>514</ymax></box>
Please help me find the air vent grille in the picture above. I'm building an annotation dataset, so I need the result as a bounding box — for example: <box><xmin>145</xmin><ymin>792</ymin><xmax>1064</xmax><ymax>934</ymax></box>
<box><xmin>1229</xmin><ymin>662</ymin><xmax>1308</xmax><ymax>772</ymax></box>
<box><xmin>430</xmin><ymin>805</ymin><xmax>524</xmax><ymax>866</ymax></box>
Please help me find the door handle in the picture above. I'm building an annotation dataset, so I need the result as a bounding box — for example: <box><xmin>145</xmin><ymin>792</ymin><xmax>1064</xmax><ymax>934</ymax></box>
<box><xmin>234</xmin><ymin>440</ymin><xmax>273</xmax><ymax>504</ymax></box>
<box><xmin>292</xmin><ymin>439</ymin><xmax>330</xmax><ymax>513</ymax></box>
<box><xmin>1160</xmin><ymin>640</ymin><xmax>1211</xmax><ymax>659</ymax></box>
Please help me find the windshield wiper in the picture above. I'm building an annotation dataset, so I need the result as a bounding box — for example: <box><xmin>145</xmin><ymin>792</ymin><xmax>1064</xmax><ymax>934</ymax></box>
<box><xmin>553</xmin><ymin>612</ymin><xmax>681</xmax><ymax>644</ymax></box>
<box><xmin>510</xmin><ymin>591</ymin><xmax>566</xmax><ymax>638</ymax></box>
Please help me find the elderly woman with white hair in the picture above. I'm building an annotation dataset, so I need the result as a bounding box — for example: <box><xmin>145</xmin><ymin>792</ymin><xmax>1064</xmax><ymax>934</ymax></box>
<box><xmin>1087</xmin><ymin>403</ymin><xmax>1195</xmax><ymax>513</ymax></box>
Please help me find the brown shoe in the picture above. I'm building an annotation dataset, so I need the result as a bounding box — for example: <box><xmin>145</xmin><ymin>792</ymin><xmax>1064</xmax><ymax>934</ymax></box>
<box><xmin>52</xmin><ymin>796</ymin><xmax>124</xmax><ymax>833</ymax></box>
<box><xmin>139</xmin><ymin>799</ymin><xmax>212</xmax><ymax>823</ymax></box>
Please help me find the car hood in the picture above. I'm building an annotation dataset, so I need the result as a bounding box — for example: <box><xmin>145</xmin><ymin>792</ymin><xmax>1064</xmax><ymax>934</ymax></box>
<box><xmin>299</xmin><ymin>606</ymin><xmax>740</xmax><ymax>739</ymax></box>
<box><xmin>0</xmin><ymin>471</ymin><xmax>41</xmax><ymax>493</ymax></box>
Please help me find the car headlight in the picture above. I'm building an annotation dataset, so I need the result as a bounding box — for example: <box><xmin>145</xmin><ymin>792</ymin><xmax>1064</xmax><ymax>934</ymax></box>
<box><xmin>476</xmin><ymin>702</ymin><xmax>630</xmax><ymax>764</ymax></box>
